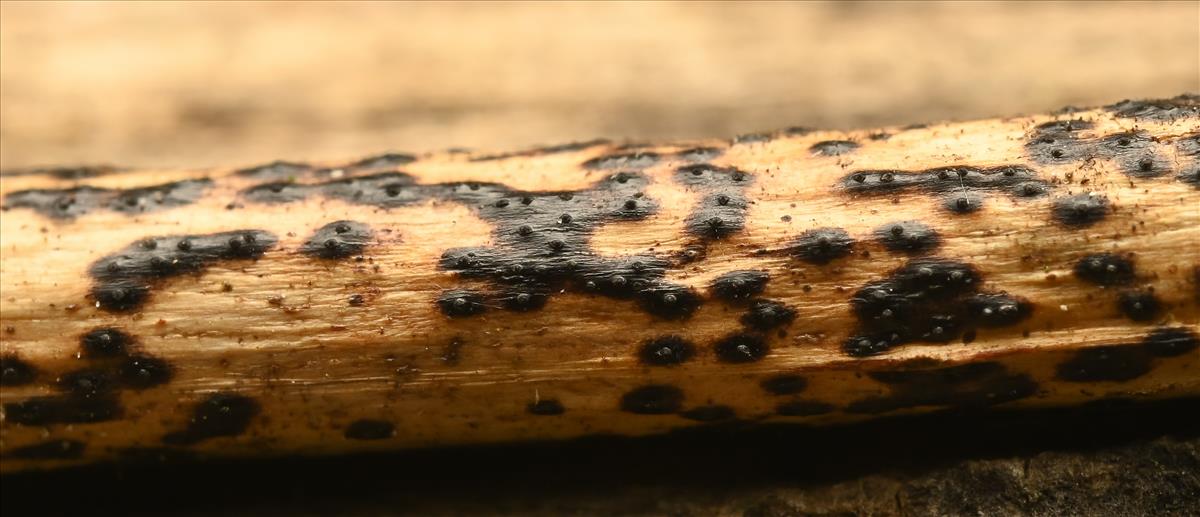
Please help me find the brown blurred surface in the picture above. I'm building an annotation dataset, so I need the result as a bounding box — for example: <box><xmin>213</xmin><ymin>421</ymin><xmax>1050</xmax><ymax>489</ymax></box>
<box><xmin>1</xmin><ymin>1</ymin><xmax>1198</xmax><ymax>170</ymax></box>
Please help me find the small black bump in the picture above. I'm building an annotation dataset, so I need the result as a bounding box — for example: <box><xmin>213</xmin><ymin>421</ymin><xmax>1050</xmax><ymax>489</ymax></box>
<box><xmin>874</xmin><ymin>221</ymin><xmax>941</xmax><ymax>254</ymax></box>
<box><xmin>740</xmin><ymin>299</ymin><xmax>797</xmax><ymax>331</ymax></box>
<box><xmin>1</xmin><ymin>355</ymin><xmax>37</xmax><ymax>386</ymax></box>
<box><xmin>501</xmin><ymin>290</ymin><xmax>548</xmax><ymax>312</ymax></box>
<box><xmin>620</xmin><ymin>385</ymin><xmax>684</xmax><ymax>414</ymax></box>
<box><xmin>623</xmin><ymin>199</ymin><xmax>638</xmax><ymax>210</ymax></box>
<box><xmin>1014</xmin><ymin>181</ymin><xmax>1049</xmax><ymax>198</ymax></box>
<box><xmin>789</xmin><ymin>227</ymin><xmax>855</xmax><ymax>265</ymax></box>
<box><xmin>437</xmin><ymin>289</ymin><xmax>487</xmax><ymax>318</ymax></box>
<box><xmin>80</xmin><ymin>327</ymin><xmax>133</xmax><ymax>358</ymax></box>
<box><xmin>527</xmin><ymin>399</ymin><xmax>565</xmax><ymax>416</ymax></box>
<box><xmin>517</xmin><ymin>225</ymin><xmax>534</xmax><ymax>236</ymax></box>
<box><xmin>1052</xmin><ymin>193</ymin><xmax>1110</xmax><ymax>227</ymax></box>
<box><xmin>344</xmin><ymin>419</ymin><xmax>395</xmax><ymax>440</ymax></box>
<box><xmin>761</xmin><ymin>374</ymin><xmax>807</xmax><ymax>395</ymax></box>
<box><xmin>118</xmin><ymin>355</ymin><xmax>173</xmax><ymax>389</ymax></box>
<box><xmin>709</xmin><ymin>270</ymin><xmax>769</xmax><ymax>301</ymax></box>
<box><xmin>302</xmin><ymin>221</ymin><xmax>373</xmax><ymax>259</ymax></box>
<box><xmin>348</xmin><ymin>294</ymin><xmax>364</xmax><ymax>306</ymax></box>
<box><xmin>713</xmin><ymin>333</ymin><xmax>768</xmax><ymax>363</ymax></box>
<box><xmin>163</xmin><ymin>393</ymin><xmax>260</xmax><ymax>445</ymax></box>
<box><xmin>638</xmin><ymin>335</ymin><xmax>695</xmax><ymax>366</ymax></box>
<box><xmin>843</xmin><ymin>335</ymin><xmax>894</xmax><ymax>357</ymax></box>
<box><xmin>945</xmin><ymin>193</ymin><xmax>982</xmax><ymax>214</ymax></box>
<box><xmin>1118</xmin><ymin>290</ymin><xmax>1161</xmax><ymax>322</ymax></box>
<box><xmin>558</xmin><ymin>213</ymin><xmax>573</xmax><ymax>225</ymax></box>
<box><xmin>58</xmin><ymin>369</ymin><xmax>116</xmax><ymax>398</ymax></box>
<box><xmin>1073</xmin><ymin>253</ymin><xmax>1135</xmax><ymax>286</ymax></box>
<box><xmin>680</xmin><ymin>405</ymin><xmax>735</xmax><ymax>422</ymax></box>
<box><xmin>638</xmin><ymin>284</ymin><xmax>702</xmax><ymax>320</ymax></box>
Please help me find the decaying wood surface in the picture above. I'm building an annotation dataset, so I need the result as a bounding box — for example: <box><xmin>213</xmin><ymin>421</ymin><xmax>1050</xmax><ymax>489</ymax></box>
<box><xmin>0</xmin><ymin>96</ymin><xmax>1198</xmax><ymax>472</ymax></box>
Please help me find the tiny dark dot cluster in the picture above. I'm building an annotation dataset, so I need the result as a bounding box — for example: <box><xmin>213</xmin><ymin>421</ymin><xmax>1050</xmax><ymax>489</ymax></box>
<box><xmin>89</xmin><ymin>230</ymin><xmax>277</xmax><ymax>312</ymax></box>
<box><xmin>3</xmin><ymin>328</ymin><xmax>172</xmax><ymax>428</ymax></box>
<box><xmin>4</xmin><ymin>179</ymin><xmax>211</xmax><ymax>219</ymax></box>
<box><xmin>843</xmin><ymin>258</ymin><xmax>1033</xmax><ymax>357</ymax></box>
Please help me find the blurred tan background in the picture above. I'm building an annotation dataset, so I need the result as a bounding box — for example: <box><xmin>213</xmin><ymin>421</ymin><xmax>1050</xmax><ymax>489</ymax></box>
<box><xmin>1</xmin><ymin>1</ymin><xmax>1197</xmax><ymax>171</ymax></box>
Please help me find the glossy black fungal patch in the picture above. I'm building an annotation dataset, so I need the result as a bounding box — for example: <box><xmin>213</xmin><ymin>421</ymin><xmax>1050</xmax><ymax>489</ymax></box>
<box><xmin>344</xmin><ymin>419</ymin><xmax>396</xmax><ymax>440</ymax></box>
<box><xmin>470</xmin><ymin>139</ymin><xmax>609</xmax><ymax>162</ymax></box>
<box><xmin>714</xmin><ymin>333</ymin><xmax>769</xmax><ymax>363</ymax></box>
<box><xmin>80</xmin><ymin>327</ymin><xmax>134</xmax><ymax>358</ymax></box>
<box><xmin>848</xmin><ymin>362</ymin><xmax>1036</xmax><ymax>414</ymax></box>
<box><xmin>1143</xmin><ymin>327</ymin><xmax>1199</xmax><ymax>357</ymax></box>
<box><xmin>1</xmin><ymin>354</ymin><xmax>37</xmax><ymax>386</ymax></box>
<box><xmin>943</xmin><ymin>192</ymin><xmax>983</xmax><ymax>214</ymax></box>
<box><xmin>843</xmin><ymin>258</ymin><xmax>1032</xmax><ymax>357</ymax></box>
<box><xmin>809</xmin><ymin>140</ymin><xmax>859</xmax><ymax>156</ymax></box>
<box><xmin>1051</xmin><ymin>193</ymin><xmax>1110</xmax><ymax>227</ymax></box>
<box><xmin>4</xmin><ymin>179</ymin><xmax>211</xmax><ymax>219</ymax></box>
<box><xmin>638</xmin><ymin>336</ymin><xmax>695</xmax><ymax>366</ymax></box>
<box><xmin>1105</xmin><ymin>94</ymin><xmax>1200</xmax><ymax>121</ymax></box>
<box><xmin>787</xmin><ymin>227</ymin><xmax>855</xmax><ymax>265</ymax></box>
<box><xmin>301</xmin><ymin>220</ymin><xmax>373</xmax><ymax>259</ymax></box>
<box><xmin>1118</xmin><ymin>291</ymin><xmax>1162</xmax><ymax>322</ymax></box>
<box><xmin>675</xmin><ymin>164</ymin><xmax>753</xmax><ymax>241</ymax></box>
<box><xmin>118</xmin><ymin>355</ymin><xmax>174</xmax><ymax>389</ymax></box>
<box><xmin>58</xmin><ymin>369</ymin><xmax>116</xmax><ymax>398</ymax></box>
<box><xmin>3</xmin><ymin>396</ymin><xmax>121</xmax><ymax>425</ymax></box>
<box><xmin>680</xmin><ymin>405</ymin><xmax>735</xmax><ymax>422</ymax></box>
<box><xmin>776</xmin><ymin>400</ymin><xmax>835</xmax><ymax>416</ymax></box>
<box><xmin>740</xmin><ymin>299</ymin><xmax>797</xmax><ymax>331</ymax></box>
<box><xmin>1180</xmin><ymin>168</ymin><xmax>1200</xmax><ymax>188</ymax></box>
<box><xmin>710</xmin><ymin>270</ymin><xmax>769</xmax><ymax>301</ymax></box>
<box><xmin>499</xmin><ymin>289</ymin><xmax>549</xmax><ymax>312</ymax></box>
<box><xmin>163</xmin><ymin>393</ymin><xmax>260</xmax><ymax>445</ymax></box>
<box><xmin>9</xmin><ymin>439</ymin><xmax>87</xmax><ymax>460</ymax></box>
<box><xmin>637</xmin><ymin>283</ymin><xmax>702</xmax><ymax>320</ymax></box>
<box><xmin>582</xmin><ymin>151</ymin><xmax>659</xmax><ymax>170</ymax></box>
<box><xmin>1074</xmin><ymin>253</ymin><xmax>1136</xmax><ymax>286</ymax></box>
<box><xmin>760</xmin><ymin>374</ymin><xmax>807</xmax><ymax>396</ymax></box>
<box><xmin>965</xmin><ymin>293</ymin><xmax>1033</xmax><ymax>328</ymax></box>
<box><xmin>1057</xmin><ymin>327</ymin><xmax>1200</xmax><ymax>383</ymax></box>
<box><xmin>839</xmin><ymin>165</ymin><xmax>1048</xmax><ymax>208</ymax></box>
<box><xmin>527</xmin><ymin>399</ymin><xmax>566</xmax><ymax>416</ymax></box>
<box><xmin>1056</xmin><ymin>345</ymin><xmax>1152</xmax><ymax>382</ymax></box>
<box><xmin>436</xmin><ymin>289</ymin><xmax>487</xmax><ymax>318</ymax></box>
<box><xmin>874</xmin><ymin>221</ymin><xmax>941</xmax><ymax>254</ymax></box>
<box><xmin>620</xmin><ymin>385</ymin><xmax>684</xmax><ymax>415</ymax></box>
<box><xmin>88</xmin><ymin>230</ymin><xmax>277</xmax><ymax>312</ymax></box>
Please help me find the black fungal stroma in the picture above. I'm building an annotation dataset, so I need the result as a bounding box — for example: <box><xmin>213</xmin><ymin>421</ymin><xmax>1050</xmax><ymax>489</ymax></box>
<box><xmin>4</xmin><ymin>179</ymin><xmax>211</xmax><ymax>219</ymax></box>
<box><xmin>302</xmin><ymin>220</ymin><xmax>373</xmax><ymax>259</ymax></box>
<box><xmin>89</xmin><ymin>230</ymin><xmax>277</xmax><ymax>312</ymax></box>
<box><xmin>843</xmin><ymin>258</ymin><xmax>1033</xmax><ymax>357</ymax></box>
<box><xmin>3</xmin><ymin>327</ymin><xmax>172</xmax><ymax>429</ymax></box>
<box><xmin>847</xmin><ymin>361</ymin><xmax>1037</xmax><ymax>414</ymax></box>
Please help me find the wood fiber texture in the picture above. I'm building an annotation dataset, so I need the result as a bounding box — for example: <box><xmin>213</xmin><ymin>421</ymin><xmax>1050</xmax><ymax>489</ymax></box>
<box><xmin>1</xmin><ymin>96</ymin><xmax>1198</xmax><ymax>473</ymax></box>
